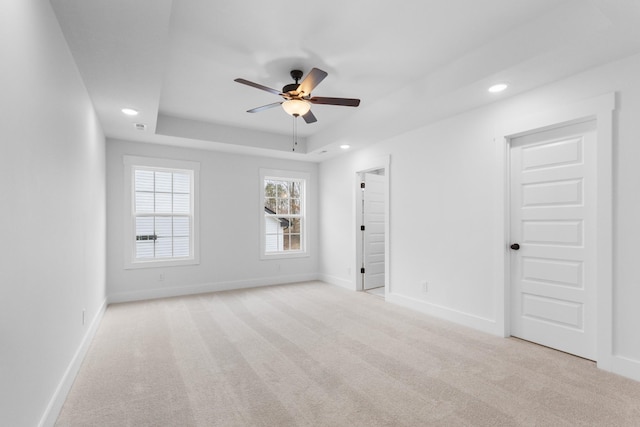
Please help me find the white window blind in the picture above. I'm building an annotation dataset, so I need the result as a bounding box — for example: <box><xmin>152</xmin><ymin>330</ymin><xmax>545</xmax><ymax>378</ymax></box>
<box><xmin>134</xmin><ymin>169</ymin><xmax>192</xmax><ymax>260</ymax></box>
<box><xmin>124</xmin><ymin>156</ymin><xmax>199</xmax><ymax>268</ymax></box>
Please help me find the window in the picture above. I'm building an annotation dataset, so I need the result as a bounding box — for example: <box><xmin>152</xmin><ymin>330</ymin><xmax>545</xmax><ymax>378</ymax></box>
<box><xmin>124</xmin><ymin>156</ymin><xmax>200</xmax><ymax>268</ymax></box>
<box><xmin>260</xmin><ymin>169</ymin><xmax>309</xmax><ymax>258</ymax></box>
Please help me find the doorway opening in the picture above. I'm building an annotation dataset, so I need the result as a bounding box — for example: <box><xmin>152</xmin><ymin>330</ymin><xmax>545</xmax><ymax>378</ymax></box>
<box><xmin>356</xmin><ymin>168</ymin><xmax>387</xmax><ymax>296</ymax></box>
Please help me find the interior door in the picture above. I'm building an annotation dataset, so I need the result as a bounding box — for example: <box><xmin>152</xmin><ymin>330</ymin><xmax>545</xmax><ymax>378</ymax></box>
<box><xmin>509</xmin><ymin>119</ymin><xmax>597</xmax><ymax>360</ymax></box>
<box><xmin>362</xmin><ymin>172</ymin><xmax>385</xmax><ymax>290</ymax></box>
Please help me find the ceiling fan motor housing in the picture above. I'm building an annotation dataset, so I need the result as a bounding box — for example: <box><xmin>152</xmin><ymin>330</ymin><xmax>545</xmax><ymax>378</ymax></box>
<box><xmin>282</xmin><ymin>83</ymin><xmax>299</xmax><ymax>94</ymax></box>
<box><xmin>283</xmin><ymin>69</ymin><xmax>304</xmax><ymax>94</ymax></box>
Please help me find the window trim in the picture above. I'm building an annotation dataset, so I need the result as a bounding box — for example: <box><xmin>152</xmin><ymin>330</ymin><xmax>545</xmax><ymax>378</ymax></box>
<box><xmin>260</xmin><ymin>168</ymin><xmax>310</xmax><ymax>260</ymax></box>
<box><xmin>123</xmin><ymin>155</ymin><xmax>200</xmax><ymax>269</ymax></box>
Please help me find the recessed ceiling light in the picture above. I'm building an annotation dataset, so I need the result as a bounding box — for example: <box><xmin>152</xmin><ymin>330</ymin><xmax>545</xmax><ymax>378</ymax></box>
<box><xmin>340</xmin><ymin>144</ymin><xmax>350</xmax><ymax>150</ymax></box>
<box><xmin>488</xmin><ymin>83</ymin><xmax>508</xmax><ymax>93</ymax></box>
<box><xmin>121</xmin><ymin>108</ymin><xmax>139</xmax><ymax>116</ymax></box>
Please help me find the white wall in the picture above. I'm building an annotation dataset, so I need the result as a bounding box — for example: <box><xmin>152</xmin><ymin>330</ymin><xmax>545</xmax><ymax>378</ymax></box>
<box><xmin>0</xmin><ymin>1</ymin><xmax>106</xmax><ymax>426</ymax></box>
<box><xmin>106</xmin><ymin>140</ymin><xmax>318</xmax><ymax>302</ymax></box>
<box><xmin>319</xmin><ymin>52</ymin><xmax>640</xmax><ymax>381</ymax></box>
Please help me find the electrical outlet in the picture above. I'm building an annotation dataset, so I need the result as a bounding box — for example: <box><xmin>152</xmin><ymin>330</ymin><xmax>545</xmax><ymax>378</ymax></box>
<box><xmin>159</xmin><ymin>273</ymin><xmax>165</xmax><ymax>281</ymax></box>
<box><xmin>420</xmin><ymin>280</ymin><xmax>428</xmax><ymax>292</ymax></box>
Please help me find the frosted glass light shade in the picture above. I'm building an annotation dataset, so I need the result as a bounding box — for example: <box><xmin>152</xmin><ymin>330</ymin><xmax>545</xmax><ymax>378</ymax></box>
<box><xmin>282</xmin><ymin>99</ymin><xmax>311</xmax><ymax>116</ymax></box>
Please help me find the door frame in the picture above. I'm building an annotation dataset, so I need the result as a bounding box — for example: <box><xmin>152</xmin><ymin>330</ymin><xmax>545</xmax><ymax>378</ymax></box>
<box><xmin>356</xmin><ymin>169</ymin><xmax>386</xmax><ymax>291</ymax></box>
<box><xmin>354</xmin><ymin>156</ymin><xmax>390</xmax><ymax>293</ymax></box>
<box><xmin>495</xmin><ymin>93</ymin><xmax>614</xmax><ymax>370</ymax></box>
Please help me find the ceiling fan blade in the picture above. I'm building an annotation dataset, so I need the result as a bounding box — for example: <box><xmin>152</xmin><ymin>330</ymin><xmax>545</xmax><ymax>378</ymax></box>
<box><xmin>247</xmin><ymin>102</ymin><xmax>282</xmax><ymax>113</ymax></box>
<box><xmin>308</xmin><ymin>96</ymin><xmax>360</xmax><ymax>107</ymax></box>
<box><xmin>234</xmin><ymin>78</ymin><xmax>282</xmax><ymax>96</ymax></box>
<box><xmin>302</xmin><ymin>110</ymin><xmax>317</xmax><ymax>124</ymax></box>
<box><xmin>296</xmin><ymin>68</ymin><xmax>328</xmax><ymax>96</ymax></box>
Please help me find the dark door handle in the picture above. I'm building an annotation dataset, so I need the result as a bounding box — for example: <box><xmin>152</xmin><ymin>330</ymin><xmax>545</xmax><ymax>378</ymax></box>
<box><xmin>510</xmin><ymin>243</ymin><xmax>520</xmax><ymax>250</ymax></box>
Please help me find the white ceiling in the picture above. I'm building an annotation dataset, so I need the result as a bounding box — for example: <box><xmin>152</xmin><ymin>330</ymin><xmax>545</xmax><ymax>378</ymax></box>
<box><xmin>50</xmin><ymin>0</ymin><xmax>640</xmax><ymax>161</ymax></box>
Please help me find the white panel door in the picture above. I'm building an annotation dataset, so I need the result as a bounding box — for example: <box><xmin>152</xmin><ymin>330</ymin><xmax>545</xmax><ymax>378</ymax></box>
<box><xmin>363</xmin><ymin>173</ymin><xmax>385</xmax><ymax>290</ymax></box>
<box><xmin>510</xmin><ymin>120</ymin><xmax>597</xmax><ymax>360</ymax></box>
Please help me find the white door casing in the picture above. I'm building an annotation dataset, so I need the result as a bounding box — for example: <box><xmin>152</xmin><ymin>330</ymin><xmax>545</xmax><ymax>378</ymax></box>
<box><xmin>509</xmin><ymin>120</ymin><xmax>597</xmax><ymax>360</ymax></box>
<box><xmin>362</xmin><ymin>172</ymin><xmax>386</xmax><ymax>290</ymax></box>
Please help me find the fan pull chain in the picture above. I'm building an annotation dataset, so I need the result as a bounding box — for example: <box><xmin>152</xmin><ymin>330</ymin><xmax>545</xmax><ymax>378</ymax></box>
<box><xmin>292</xmin><ymin>115</ymin><xmax>298</xmax><ymax>152</ymax></box>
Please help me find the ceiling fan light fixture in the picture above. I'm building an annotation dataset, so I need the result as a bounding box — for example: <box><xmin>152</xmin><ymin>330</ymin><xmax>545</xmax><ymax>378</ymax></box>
<box><xmin>282</xmin><ymin>99</ymin><xmax>311</xmax><ymax>117</ymax></box>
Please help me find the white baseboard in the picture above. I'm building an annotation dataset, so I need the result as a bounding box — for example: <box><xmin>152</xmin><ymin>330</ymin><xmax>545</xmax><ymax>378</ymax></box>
<box><xmin>39</xmin><ymin>298</ymin><xmax>107</xmax><ymax>427</ymax></box>
<box><xmin>385</xmin><ymin>292</ymin><xmax>500</xmax><ymax>336</ymax></box>
<box><xmin>108</xmin><ymin>273</ymin><xmax>320</xmax><ymax>304</ymax></box>
<box><xmin>319</xmin><ymin>274</ymin><xmax>354</xmax><ymax>291</ymax></box>
<box><xmin>387</xmin><ymin>293</ymin><xmax>640</xmax><ymax>383</ymax></box>
<box><xmin>609</xmin><ymin>355</ymin><xmax>640</xmax><ymax>382</ymax></box>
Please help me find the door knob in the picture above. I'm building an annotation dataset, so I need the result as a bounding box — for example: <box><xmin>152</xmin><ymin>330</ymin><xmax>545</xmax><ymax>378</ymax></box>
<box><xmin>510</xmin><ymin>243</ymin><xmax>520</xmax><ymax>250</ymax></box>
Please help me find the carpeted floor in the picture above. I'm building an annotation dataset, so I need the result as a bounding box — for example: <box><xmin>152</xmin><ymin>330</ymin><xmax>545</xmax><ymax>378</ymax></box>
<box><xmin>56</xmin><ymin>281</ymin><xmax>640</xmax><ymax>426</ymax></box>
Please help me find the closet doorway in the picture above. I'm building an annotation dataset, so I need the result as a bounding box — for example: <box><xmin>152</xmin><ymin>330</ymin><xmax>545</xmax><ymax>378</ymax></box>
<box><xmin>356</xmin><ymin>168</ymin><xmax>386</xmax><ymax>296</ymax></box>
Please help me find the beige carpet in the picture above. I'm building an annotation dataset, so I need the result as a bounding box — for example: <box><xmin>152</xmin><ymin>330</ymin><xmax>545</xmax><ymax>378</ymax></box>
<box><xmin>56</xmin><ymin>281</ymin><xmax>640</xmax><ymax>426</ymax></box>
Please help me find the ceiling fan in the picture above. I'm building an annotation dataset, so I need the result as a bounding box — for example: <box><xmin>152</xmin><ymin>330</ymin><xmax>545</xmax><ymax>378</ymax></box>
<box><xmin>234</xmin><ymin>68</ymin><xmax>360</xmax><ymax>124</ymax></box>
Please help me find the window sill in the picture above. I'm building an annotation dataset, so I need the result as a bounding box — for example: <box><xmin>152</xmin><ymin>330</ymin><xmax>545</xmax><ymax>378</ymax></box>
<box><xmin>261</xmin><ymin>251</ymin><xmax>309</xmax><ymax>260</ymax></box>
<box><xmin>124</xmin><ymin>257</ymin><xmax>199</xmax><ymax>269</ymax></box>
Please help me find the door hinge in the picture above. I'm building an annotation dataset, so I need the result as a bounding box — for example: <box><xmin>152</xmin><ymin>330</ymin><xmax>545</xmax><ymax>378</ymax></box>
<box><xmin>360</xmin><ymin>267</ymin><xmax>365</xmax><ymax>274</ymax></box>
<box><xmin>360</xmin><ymin>182</ymin><xmax>365</xmax><ymax>189</ymax></box>
<box><xmin>360</xmin><ymin>225</ymin><xmax>365</xmax><ymax>231</ymax></box>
